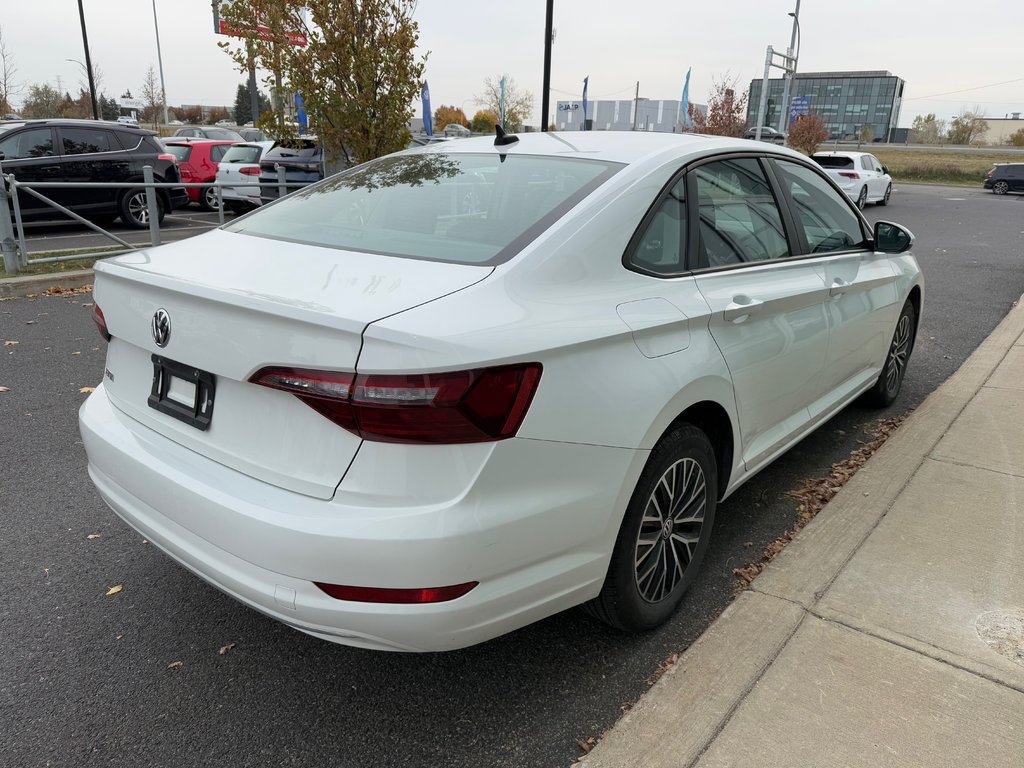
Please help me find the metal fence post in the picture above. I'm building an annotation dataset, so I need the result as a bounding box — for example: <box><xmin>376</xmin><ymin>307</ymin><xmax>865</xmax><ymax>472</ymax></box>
<box><xmin>8</xmin><ymin>176</ymin><xmax>29</xmax><ymax>267</ymax></box>
<box><xmin>0</xmin><ymin>167</ymin><xmax>20</xmax><ymax>274</ymax></box>
<box><xmin>276</xmin><ymin>164</ymin><xmax>287</xmax><ymax>200</ymax></box>
<box><xmin>142</xmin><ymin>165</ymin><xmax>161</xmax><ymax>247</ymax></box>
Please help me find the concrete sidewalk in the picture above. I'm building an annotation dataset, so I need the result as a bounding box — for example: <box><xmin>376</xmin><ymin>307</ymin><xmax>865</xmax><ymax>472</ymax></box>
<box><xmin>0</xmin><ymin>269</ymin><xmax>93</xmax><ymax>299</ymax></box>
<box><xmin>578</xmin><ymin>297</ymin><xmax>1024</xmax><ymax>768</ymax></box>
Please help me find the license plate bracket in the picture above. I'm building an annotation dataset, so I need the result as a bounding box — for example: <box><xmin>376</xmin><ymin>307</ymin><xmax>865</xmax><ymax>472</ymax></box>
<box><xmin>148</xmin><ymin>354</ymin><xmax>216</xmax><ymax>431</ymax></box>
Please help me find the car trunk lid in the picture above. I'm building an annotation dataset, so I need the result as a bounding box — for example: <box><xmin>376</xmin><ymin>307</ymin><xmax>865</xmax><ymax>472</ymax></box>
<box><xmin>94</xmin><ymin>229</ymin><xmax>492</xmax><ymax>499</ymax></box>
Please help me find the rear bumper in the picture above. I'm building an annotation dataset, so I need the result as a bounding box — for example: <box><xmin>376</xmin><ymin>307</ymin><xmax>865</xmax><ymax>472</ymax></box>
<box><xmin>79</xmin><ymin>384</ymin><xmax>643</xmax><ymax>652</ymax></box>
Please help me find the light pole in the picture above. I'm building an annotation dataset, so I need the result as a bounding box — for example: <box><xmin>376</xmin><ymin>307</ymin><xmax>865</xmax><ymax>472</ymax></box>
<box><xmin>541</xmin><ymin>0</ymin><xmax>553</xmax><ymax>131</ymax></box>
<box><xmin>76</xmin><ymin>0</ymin><xmax>100</xmax><ymax>120</ymax></box>
<box><xmin>777</xmin><ymin>2</ymin><xmax>802</xmax><ymax>135</ymax></box>
<box><xmin>151</xmin><ymin>0</ymin><xmax>170</xmax><ymax>125</ymax></box>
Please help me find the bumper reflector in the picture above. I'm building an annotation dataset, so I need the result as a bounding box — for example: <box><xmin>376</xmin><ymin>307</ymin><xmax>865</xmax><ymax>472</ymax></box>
<box><xmin>313</xmin><ymin>581</ymin><xmax>478</xmax><ymax>604</ymax></box>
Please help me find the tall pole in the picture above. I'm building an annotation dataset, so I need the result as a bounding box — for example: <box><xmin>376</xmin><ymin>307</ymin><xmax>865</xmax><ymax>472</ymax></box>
<box><xmin>777</xmin><ymin>0</ymin><xmax>801</xmax><ymax>135</ymax></box>
<box><xmin>754</xmin><ymin>47</ymin><xmax>772</xmax><ymax>141</ymax></box>
<box><xmin>77</xmin><ymin>0</ymin><xmax>100</xmax><ymax>120</ymax></box>
<box><xmin>541</xmin><ymin>0</ymin><xmax>553</xmax><ymax>131</ymax></box>
<box><xmin>632</xmin><ymin>80</ymin><xmax>639</xmax><ymax>130</ymax></box>
<box><xmin>247</xmin><ymin>40</ymin><xmax>259</xmax><ymax>125</ymax></box>
<box><xmin>152</xmin><ymin>0</ymin><xmax>170</xmax><ymax>125</ymax></box>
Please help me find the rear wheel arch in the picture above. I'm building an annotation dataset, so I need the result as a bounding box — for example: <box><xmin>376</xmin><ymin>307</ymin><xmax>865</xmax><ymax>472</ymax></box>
<box><xmin>663</xmin><ymin>400</ymin><xmax>734</xmax><ymax>501</ymax></box>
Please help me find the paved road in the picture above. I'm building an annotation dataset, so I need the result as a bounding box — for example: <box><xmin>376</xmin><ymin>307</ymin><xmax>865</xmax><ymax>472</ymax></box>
<box><xmin>20</xmin><ymin>208</ymin><xmax>224</xmax><ymax>254</ymax></box>
<box><xmin>2</xmin><ymin>183</ymin><xmax>1022</xmax><ymax>768</ymax></box>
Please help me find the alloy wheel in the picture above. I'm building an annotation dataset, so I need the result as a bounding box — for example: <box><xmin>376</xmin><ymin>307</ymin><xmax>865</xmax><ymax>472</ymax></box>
<box><xmin>993</xmin><ymin>181</ymin><xmax>1009</xmax><ymax>195</ymax></box>
<box><xmin>204</xmin><ymin>186</ymin><xmax>221</xmax><ymax>210</ymax></box>
<box><xmin>857</xmin><ymin>187</ymin><xmax>868</xmax><ymax>209</ymax></box>
<box><xmin>633</xmin><ymin>457</ymin><xmax>707</xmax><ymax>603</ymax></box>
<box><xmin>128</xmin><ymin>192</ymin><xmax>150</xmax><ymax>225</ymax></box>
<box><xmin>885</xmin><ymin>313</ymin><xmax>913</xmax><ymax>394</ymax></box>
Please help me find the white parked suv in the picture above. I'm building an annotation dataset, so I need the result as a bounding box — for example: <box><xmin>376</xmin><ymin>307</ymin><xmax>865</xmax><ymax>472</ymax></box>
<box><xmin>812</xmin><ymin>151</ymin><xmax>892</xmax><ymax>209</ymax></box>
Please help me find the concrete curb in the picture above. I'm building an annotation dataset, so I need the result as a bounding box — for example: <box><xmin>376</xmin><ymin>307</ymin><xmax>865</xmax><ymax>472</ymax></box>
<box><xmin>0</xmin><ymin>269</ymin><xmax>94</xmax><ymax>299</ymax></box>
<box><xmin>576</xmin><ymin>294</ymin><xmax>1024</xmax><ymax>768</ymax></box>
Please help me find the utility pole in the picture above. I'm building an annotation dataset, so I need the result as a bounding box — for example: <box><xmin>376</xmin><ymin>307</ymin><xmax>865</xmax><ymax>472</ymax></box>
<box><xmin>777</xmin><ymin>0</ymin><xmax>801</xmax><ymax>135</ymax></box>
<box><xmin>632</xmin><ymin>81</ymin><xmax>639</xmax><ymax>130</ymax></box>
<box><xmin>152</xmin><ymin>0</ymin><xmax>170</xmax><ymax>125</ymax></box>
<box><xmin>541</xmin><ymin>0</ymin><xmax>553</xmax><ymax>131</ymax></box>
<box><xmin>77</xmin><ymin>0</ymin><xmax>100</xmax><ymax>120</ymax></box>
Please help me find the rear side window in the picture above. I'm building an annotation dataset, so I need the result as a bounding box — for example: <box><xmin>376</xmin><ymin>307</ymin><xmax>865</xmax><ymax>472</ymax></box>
<box><xmin>694</xmin><ymin>157</ymin><xmax>789</xmax><ymax>267</ymax></box>
<box><xmin>773</xmin><ymin>160</ymin><xmax>867</xmax><ymax>254</ymax></box>
<box><xmin>227</xmin><ymin>152</ymin><xmax>622</xmax><ymax>266</ymax></box>
<box><xmin>61</xmin><ymin>128</ymin><xmax>114</xmax><ymax>155</ymax></box>
<box><xmin>210</xmin><ymin>145</ymin><xmax>229</xmax><ymax>162</ymax></box>
<box><xmin>860</xmin><ymin>156</ymin><xmax>873</xmax><ymax>171</ymax></box>
<box><xmin>628</xmin><ymin>177</ymin><xmax>686</xmax><ymax>275</ymax></box>
<box><xmin>0</xmin><ymin>128</ymin><xmax>53</xmax><ymax>159</ymax></box>
<box><xmin>812</xmin><ymin>155</ymin><xmax>854</xmax><ymax>169</ymax></box>
<box><xmin>165</xmin><ymin>145</ymin><xmax>192</xmax><ymax>162</ymax></box>
<box><xmin>222</xmin><ymin>145</ymin><xmax>262</xmax><ymax>163</ymax></box>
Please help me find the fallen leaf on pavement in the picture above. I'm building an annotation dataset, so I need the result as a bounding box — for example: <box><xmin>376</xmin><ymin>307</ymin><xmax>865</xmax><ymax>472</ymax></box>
<box><xmin>83</xmin><ymin>303</ymin><xmax>94</xmax><ymax>308</ymax></box>
<box><xmin>79</xmin><ymin>387</ymin><xmax>96</xmax><ymax>393</ymax></box>
<box><xmin>218</xmin><ymin>643</ymin><xmax>236</xmax><ymax>656</ymax></box>
<box><xmin>72</xmin><ymin>351</ymin><xmax>81</xmax><ymax>356</ymax></box>
<box><xmin>3</xmin><ymin>340</ymin><xmax>17</xmax><ymax>346</ymax></box>
<box><xmin>0</xmin><ymin>386</ymin><xmax>9</xmax><ymax>393</ymax></box>
<box><xmin>577</xmin><ymin>737</ymin><xmax>596</xmax><ymax>754</ymax></box>
<box><xmin>87</xmin><ymin>533</ymin><xmax>101</xmax><ymax>540</ymax></box>
<box><xmin>167</xmin><ymin>661</ymin><xmax>184</xmax><ymax>670</ymax></box>
<box><xmin>105</xmin><ymin>584</ymin><xmax>122</xmax><ymax>596</ymax></box>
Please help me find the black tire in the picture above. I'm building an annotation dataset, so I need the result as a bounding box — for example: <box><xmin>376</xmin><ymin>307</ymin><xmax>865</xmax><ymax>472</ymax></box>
<box><xmin>118</xmin><ymin>188</ymin><xmax>165</xmax><ymax>229</ymax></box>
<box><xmin>856</xmin><ymin>186</ymin><xmax>868</xmax><ymax>210</ymax></box>
<box><xmin>878</xmin><ymin>183</ymin><xmax>892</xmax><ymax>206</ymax></box>
<box><xmin>583</xmin><ymin>424</ymin><xmax>717</xmax><ymax>632</ymax></box>
<box><xmin>865</xmin><ymin>299</ymin><xmax>916</xmax><ymax>407</ymax></box>
<box><xmin>992</xmin><ymin>180</ymin><xmax>1009</xmax><ymax>195</ymax></box>
<box><xmin>199</xmin><ymin>185</ymin><xmax>221</xmax><ymax>212</ymax></box>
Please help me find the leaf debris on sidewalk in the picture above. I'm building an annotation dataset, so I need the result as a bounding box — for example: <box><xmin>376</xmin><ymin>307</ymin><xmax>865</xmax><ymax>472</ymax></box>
<box><xmin>733</xmin><ymin>414</ymin><xmax>907</xmax><ymax>590</ymax></box>
<box><xmin>218</xmin><ymin>643</ymin><xmax>236</xmax><ymax>656</ymax></box>
<box><xmin>167</xmin><ymin>661</ymin><xmax>184</xmax><ymax>670</ymax></box>
<box><xmin>79</xmin><ymin>386</ymin><xmax>96</xmax><ymax>394</ymax></box>
<box><xmin>105</xmin><ymin>584</ymin><xmax>123</xmax><ymax>596</ymax></box>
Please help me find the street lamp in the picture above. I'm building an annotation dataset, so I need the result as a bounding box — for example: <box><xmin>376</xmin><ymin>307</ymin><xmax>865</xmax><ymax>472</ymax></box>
<box><xmin>75</xmin><ymin>0</ymin><xmax>100</xmax><ymax>120</ymax></box>
<box><xmin>777</xmin><ymin>3</ymin><xmax>802</xmax><ymax>135</ymax></box>
<box><xmin>152</xmin><ymin>0</ymin><xmax>170</xmax><ymax>125</ymax></box>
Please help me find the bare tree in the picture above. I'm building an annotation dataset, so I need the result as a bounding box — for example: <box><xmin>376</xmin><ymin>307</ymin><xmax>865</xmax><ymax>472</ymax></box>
<box><xmin>140</xmin><ymin>65</ymin><xmax>164</xmax><ymax>128</ymax></box>
<box><xmin>0</xmin><ymin>25</ymin><xmax>21</xmax><ymax>114</ymax></box>
<box><xmin>947</xmin><ymin>107</ymin><xmax>989</xmax><ymax>146</ymax></box>
<box><xmin>475</xmin><ymin>75</ymin><xmax>534</xmax><ymax>132</ymax></box>
<box><xmin>687</xmin><ymin>74</ymin><xmax>747</xmax><ymax>138</ymax></box>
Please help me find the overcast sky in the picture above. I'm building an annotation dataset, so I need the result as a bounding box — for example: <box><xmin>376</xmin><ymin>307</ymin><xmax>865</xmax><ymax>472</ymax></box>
<box><xmin>4</xmin><ymin>1</ymin><xmax>1023</xmax><ymax>126</ymax></box>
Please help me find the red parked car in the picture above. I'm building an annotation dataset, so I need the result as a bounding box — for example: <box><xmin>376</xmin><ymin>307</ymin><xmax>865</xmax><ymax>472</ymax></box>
<box><xmin>162</xmin><ymin>139</ymin><xmax>236</xmax><ymax>211</ymax></box>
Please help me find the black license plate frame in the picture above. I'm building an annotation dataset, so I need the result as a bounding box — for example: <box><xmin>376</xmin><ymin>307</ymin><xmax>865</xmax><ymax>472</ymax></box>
<box><xmin>147</xmin><ymin>354</ymin><xmax>216</xmax><ymax>431</ymax></box>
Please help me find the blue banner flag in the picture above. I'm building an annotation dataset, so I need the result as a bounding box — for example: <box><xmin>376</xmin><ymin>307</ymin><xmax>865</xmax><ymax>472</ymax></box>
<box><xmin>295</xmin><ymin>93</ymin><xmax>307</xmax><ymax>135</ymax></box>
<box><xmin>680</xmin><ymin>67</ymin><xmax>691</xmax><ymax>129</ymax></box>
<box><xmin>422</xmin><ymin>81</ymin><xmax>433</xmax><ymax>137</ymax></box>
<box><xmin>582</xmin><ymin>76</ymin><xmax>589</xmax><ymax>131</ymax></box>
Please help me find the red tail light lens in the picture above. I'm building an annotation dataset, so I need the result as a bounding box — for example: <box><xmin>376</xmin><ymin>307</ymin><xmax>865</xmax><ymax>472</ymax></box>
<box><xmin>313</xmin><ymin>581</ymin><xmax>478</xmax><ymax>604</ymax></box>
<box><xmin>240</xmin><ymin>166</ymin><xmax>261</xmax><ymax>176</ymax></box>
<box><xmin>92</xmin><ymin>304</ymin><xmax>111</xmax><ymax>342</ymax></box>
<box><xmin>838</xmin><ymin>171</ymin><xmax>860</xmax><ymax>179</ymax></box>
<box><xmin>249</xmin><ymin>363</ymin><xmax>542</xmax><ymax>444</ymax></box>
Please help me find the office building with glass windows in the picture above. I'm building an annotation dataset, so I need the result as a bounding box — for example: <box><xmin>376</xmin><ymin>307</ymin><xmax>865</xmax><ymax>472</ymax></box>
<box><xmin>747</xmin><ymin>71</ymin><xmax>905</xmax><ymax>141</ymax></box>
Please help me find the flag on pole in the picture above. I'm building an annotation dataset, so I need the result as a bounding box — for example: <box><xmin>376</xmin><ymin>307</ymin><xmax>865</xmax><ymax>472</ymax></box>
<box><xmin>680</xmin><ymin>67</ymin><xmax>692</xmax><ymax>129</ymax></box>
<box><xmin>582</xmin><ymin>76</ymin><xmax>589</xmax><ymax>131</ymax></box>
<box><xmin>422</xmin><ymin>81</ymin><xmax>433</xmax><ymax>137</ymax></box>
<box><xmin>500</xmin><ymin>76</ymin><xmax>506</xmax><ymax>128</ymax></box>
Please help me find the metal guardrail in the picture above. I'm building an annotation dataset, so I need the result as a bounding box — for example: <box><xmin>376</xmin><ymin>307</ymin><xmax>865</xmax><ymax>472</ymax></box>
<box><xmin>0</xmin><ymin>163</ymin><xmax>306</xmax><ymax>274</ymax></box>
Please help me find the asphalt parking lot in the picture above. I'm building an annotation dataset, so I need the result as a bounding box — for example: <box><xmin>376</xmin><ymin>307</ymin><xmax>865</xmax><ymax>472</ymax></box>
<box><xmin>20</xmin><ymin>208</ymin><xmax>224</xmax><ymax>254</ymax></box>
<box><xmin>2</xmin><ymin>183</ymin><xmax>1023</xmax><ymax>768</ymax></box>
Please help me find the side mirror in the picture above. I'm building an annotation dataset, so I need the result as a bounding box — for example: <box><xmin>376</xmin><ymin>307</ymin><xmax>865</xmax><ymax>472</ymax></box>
<box><xmin>881</xmin><ymin>165</ymin><xmax>889</xmax><ymax>175</ymax></box>
<box><xmin>874</xmin><ymin>221</ymin><xmax>914</xmax><ymax>254</ymax></box>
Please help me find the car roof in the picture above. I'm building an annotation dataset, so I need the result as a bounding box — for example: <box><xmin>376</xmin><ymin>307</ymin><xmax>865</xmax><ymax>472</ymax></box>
<box><xmin>3</xmin><ymin>118</ymin><xmax>148</xmax><ymax>131</ymax></box>
<box><xmin>409</xmin><ymin>130</ymin><xmax>801</xmax><ymax>166</ymax></box>
<box><xmin>812</xmin><ymin>150</ymin><xmax>874</xmax><ymax>159</ymax></box>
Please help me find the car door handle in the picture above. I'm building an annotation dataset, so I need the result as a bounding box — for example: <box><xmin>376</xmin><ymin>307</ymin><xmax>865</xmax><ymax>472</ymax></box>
<box><xmin>829</xmin><ymin>279</ymin><xmax>850</xmax><ymax>297</ymax></box>
<box><xmin>722</xmin><ymin>296</ymin><xmax>764</xmax><ymax>323</ymax></box>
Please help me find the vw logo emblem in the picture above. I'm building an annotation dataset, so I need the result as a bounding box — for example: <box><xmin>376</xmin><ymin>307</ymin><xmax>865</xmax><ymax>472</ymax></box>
<box><xmin>152</xmin><ymin>308</ymin><xmax>171</xmax><ymax>348</ymax></box>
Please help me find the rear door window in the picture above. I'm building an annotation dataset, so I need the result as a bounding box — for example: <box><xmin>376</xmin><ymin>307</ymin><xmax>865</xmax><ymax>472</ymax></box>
<box><xmin>210</xmin><ymin>145</ymin><xmax>230</xmax><ymax>162</ymax></box>
<box><xmin>693</xmin><ymin>157</ymin><xmax>790</xmax><ymax>267</ymax></box>
<box><xmin>772</xmin><ymin>160</ymin><xmax>868</xmax><ymax>254</ymax></box>
<box><xmin>60</xmin><ymin>127</ymin><xmax>115</xmax><ymax>155</ymax></box>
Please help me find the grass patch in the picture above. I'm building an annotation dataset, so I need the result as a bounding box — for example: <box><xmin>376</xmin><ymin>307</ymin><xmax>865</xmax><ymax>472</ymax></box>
<box><xmin>1</xmin><ymin>246</ymin><xmax>124</xmax><ymax>277</ymax></box>
<box><xmin>871</xmin><ymin>149</ymin><xmax>1019</xmax><ymax>186</ymax></box>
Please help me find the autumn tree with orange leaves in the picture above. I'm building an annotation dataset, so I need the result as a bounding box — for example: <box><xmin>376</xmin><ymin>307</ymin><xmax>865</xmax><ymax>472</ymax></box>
<box><xmin>687</xmin><ymin>74</ymin><xmax>748</xmax><ymax>138</ymax></box>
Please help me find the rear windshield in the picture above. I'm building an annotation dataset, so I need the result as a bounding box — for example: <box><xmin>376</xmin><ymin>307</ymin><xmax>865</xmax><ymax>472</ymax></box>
<box><xmin>202</xmin><ymin>128</ymin><xmax>243</xmax><ymax>141</ymax></box>
<box><xmin>221</xmin><ymin>145</ymin><xmax>263</xmax><ymax>164</ymax></box>
<box><xmin>812</xmin><ymin>155</ymin><xmax>855</xmax><ymax>169</ymax></box>
<box><xmin>226</xmin><ymin>152</ymin><xmax>622</xmax><ymax>265</ymax></box>
<box><xmin>264</xmin><ymin>142</ymin><xmax>319</xmax><ymax>160</ymax></box>
<box><xmin>164</xmin><ymin>145</ymin><xmax>192</xmax><ymax>162</ymax></box>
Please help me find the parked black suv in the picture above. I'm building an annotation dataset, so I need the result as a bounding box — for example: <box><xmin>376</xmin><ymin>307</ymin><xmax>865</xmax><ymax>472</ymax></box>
<box><xmin>983</xmin><ymin>163</ymin><xmax>1024</xmax><ymax>195</ymax></box>
<box><xmin>0</xmin><ymin>119</ymin><xmax>188</xmax><ymax>228</ymax></box>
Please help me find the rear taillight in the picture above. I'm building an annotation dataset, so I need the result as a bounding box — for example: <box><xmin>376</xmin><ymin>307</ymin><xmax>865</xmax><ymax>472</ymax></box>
<box><xmin>240</xmin><ymin>166</ymin><xmax>260</xmax><ymax>176</ymax></box>
<box><xmin>249</xmin><ymin>363</ymin><xmax>542</xmax><ymax>444</ymax></box>
<box><xmin>313</xmin><ymin>581</ymin><xmax>478</xmax><ymax>604</ymax></box>
<box><xmin>158</xmin><ymin>152</ymin><xmax>176</xmax><ymax>164</ymax></box>
<box><xmin>92</xmin><ymin>304</ymin><xmax>111</xmax><ymax>342</ymax></box>
<box><xmin>838</xmin><ymin>171</ymin><xmax>860</xmax><ymax>179</ymax></box>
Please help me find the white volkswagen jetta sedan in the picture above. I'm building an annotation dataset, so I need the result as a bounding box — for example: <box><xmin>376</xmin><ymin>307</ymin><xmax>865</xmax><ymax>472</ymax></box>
<box><xmin>80</xmin><ymin>131</ymin><xmax>922</xmax><ymax>652</ymax></box>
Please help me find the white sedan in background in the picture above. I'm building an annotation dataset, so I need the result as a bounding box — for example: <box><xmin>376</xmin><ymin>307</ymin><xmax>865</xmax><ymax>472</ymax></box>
<box><xmin>80</xmin><ymin>131</ymin><xmax>922</xmax><ymax>652</ymax></box>
<box><xmin>215</xmin><ymin>140</ymin><xmax>275</xmax><ymax>213</ymax></box>
<box><xmin>811</xmin><ymin>150</ymin><xmax>893</xmax><ymax>209</ymax></box>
